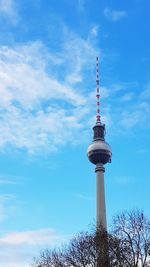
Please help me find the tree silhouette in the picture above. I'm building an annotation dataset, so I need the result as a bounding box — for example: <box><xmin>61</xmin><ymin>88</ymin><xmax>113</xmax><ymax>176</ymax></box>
<box><xmin>32</xmin><ymin>210</ymin><xmax>150</xmax><ymax>267</ymax></box>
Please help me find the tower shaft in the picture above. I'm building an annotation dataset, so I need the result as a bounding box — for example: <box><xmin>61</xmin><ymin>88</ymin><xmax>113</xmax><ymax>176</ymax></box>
<box><xmin>87</xmin><ymin>56</ymin><xmax>112</xmax><ymax>229</ymax></box>
<box><xmin>95</xmin><ymin>163</ymin><xmax>107</xmax><ymax>229</ymax></box>
<box><xmin>87</xmin><ymin>57</ymin><xmax>112</xmax><ymax>267</ymax></box>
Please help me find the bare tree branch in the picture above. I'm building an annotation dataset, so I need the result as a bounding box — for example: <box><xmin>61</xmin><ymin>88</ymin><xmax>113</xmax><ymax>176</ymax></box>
<box><xmin>32</xmin><ymin>210</ymin><xmax>150</xmax><ymax>267</ymax></box>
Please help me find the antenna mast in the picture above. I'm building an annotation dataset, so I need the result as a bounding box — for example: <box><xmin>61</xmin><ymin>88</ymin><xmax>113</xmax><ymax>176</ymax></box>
<box><xmin>96</xmin><ymin>57</ymin><xmax>101</xmax><ymax>124</ymax></box>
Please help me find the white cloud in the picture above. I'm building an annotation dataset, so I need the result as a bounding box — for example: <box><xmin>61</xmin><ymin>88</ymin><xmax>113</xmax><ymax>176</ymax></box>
<box><xmin>0</xmin><ymin>0</ymin><xmax>13</xmax><ymax>14</ymax></box>
<box><xmin>0</xmin><ymin>43</ymin><xmax>85</xmax><ymax>108</ymax></box>
<box><xmin>0</xmin><ymin>264</ymin><xmax>27</xmax><ymax>267</ymax></box>
<box><xmin>63</xmin><ymin>30</ymin><xmax>98</xmax><ymax>86</ymax></box>
<box><xmin>0</xmin><ymin>179</ymin><xmax>18</xmax><ymax>185</ymax></box>
<box><xmin>0</xmin><ymin>29</ymin><xmax>149</xmax><ymax>154</ymax></box>
<box><xmin>141</xmin><ymin>82</ymin><xmax>150</xmax><ymax>99</ymax></box>
<box><xmin>0</xmin><ymin>228</ymin><xmax>68</xmax><ymax>267</ymax></box>
<box><xmin>0</xmin><ymin>37</ymin><xmax>98</xmax><ymax>154</ymax></box>
<box><xmin>0</xmin><ymin>0</ymin><xmax>19</xmax><ymax>24</ymax></box>
<box><xmin>98</xmin><ymin>80</ymin><xmax>150</xmax><ymax>132</ymax></box>
<box><xmin>90</xmin><ymin>25</ymin><xmax>99</xmax><ymax>37</ymax></box>
<box><xmin>0</xmin><ymin>174</ymin><xmax>23</xmax><ymax>185</ymax></box>
<box><xmin>104</xmin><ymin>8</ymin><xmax>127</xmax><ymax>22</ymax></box>
<box><xmin>0</xmin><ymin>228</ymin><xmax>66</xmax><ymax>246</ymax></box>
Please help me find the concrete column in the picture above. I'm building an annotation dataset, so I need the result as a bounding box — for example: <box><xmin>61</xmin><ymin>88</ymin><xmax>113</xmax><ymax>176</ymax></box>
<box><xmin>95</xmin><ymin>163</ymin><xmax>107</xmax><ymax>229</ymax></box>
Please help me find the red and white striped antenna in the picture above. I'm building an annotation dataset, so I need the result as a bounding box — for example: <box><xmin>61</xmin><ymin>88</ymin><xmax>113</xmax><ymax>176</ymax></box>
<box><xmin>96</xmin><ymin>56</ymin><xmax>101</xmax><ymax>124</ymax></box>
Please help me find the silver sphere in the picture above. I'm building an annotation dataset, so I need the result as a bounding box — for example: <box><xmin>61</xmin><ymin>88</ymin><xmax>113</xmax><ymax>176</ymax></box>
<box><xmin>87</xmin><ymin>140</ymin><xmax>112</xmax><ymax>165</ymax></box>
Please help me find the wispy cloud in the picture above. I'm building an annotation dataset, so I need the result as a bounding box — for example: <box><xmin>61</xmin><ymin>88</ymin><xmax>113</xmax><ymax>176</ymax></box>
<box><xmin>113</xmin><ymin>176</ymin><xmax>134</xmax><ymax>185</ymax></box>
<box><xmin>0</xmin><ymin>228</ymin><xmax>68</xmax><ymax>267</ymax></box>
<box><xmin>0</xmin><ymin>228</ymin><xmax>66</xmax><ymax>246</ymax></box>
<box><xmin>0</xmin><ymin>25</ymin><xmax>149</xmax><ymax>154</ymax></box>
<box><xmin>0</xmin><ymin>194</ymin><xmax>16</xmax><ymax>221</ymax></box>
<box><xmin>120</xmin><ymin>110</ymin><xmax>141</xmax><ymax>129</ymax></box>
<box><xmin>0</xmin><ymin>174</ymin><xmax>23</xmax><ymax>185</ymax></box>
<box><xmin>119</xmin><ymin>100</ymin><xmax>150</xmax><ymax>130</ymax></box>
<box><xmin>141</xmin><ymin>82</ymin><xmax>150</xmax><ymax>99</ymax></box>
<box><xmin>104</xmin><ymin>7</ymin><xmax>127</xmax><ymax>22</ymax></box>
<box><xmin>0</xmin><ymin>0</ymin><xmax>19</xmax><ymax>24</ymax></box>
<box><xmin>120</xmin><ymin>92</ymin><xmax>135</xmax><ymax>102</ymax></box>
<box><xmin>90</xmin><ymin>24</ymin><xmax>99</xmax><ymax>37</ymax></box>
<box><xmin>0</xmin><ymin>33</ymin><xmax>98</xmax><ymax>154</ymax></box>
<box><xmin>78</xmin><ymin>0</ymin><xmax>86</xmax><ymax>12</ymax></box>
<box><xmin>99</xmin><ymin>80</ymin><xmax>150</xmax><ymax>132</ymax></box>
<box><xmin>73</xmin><ymin>193</ymin><xmax>93</xmax><ymax>201</ymax></box>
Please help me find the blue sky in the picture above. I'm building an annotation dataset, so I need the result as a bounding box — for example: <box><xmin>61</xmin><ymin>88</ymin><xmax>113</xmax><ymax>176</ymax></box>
<box><xmin>0</xmin><ymin>0</ymin><xmax>150</xmax><ymax>266</ymax></box>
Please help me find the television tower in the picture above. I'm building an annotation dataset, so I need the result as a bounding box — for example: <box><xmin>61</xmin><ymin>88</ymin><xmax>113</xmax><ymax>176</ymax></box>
<box><xmin>87</xmin><ymin>57</ymin><xmax>112</xmax><ymax>229</ymax></box>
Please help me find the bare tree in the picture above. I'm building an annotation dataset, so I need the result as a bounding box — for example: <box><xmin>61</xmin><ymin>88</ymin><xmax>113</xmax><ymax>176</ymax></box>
<box><xmin>109</xmin><ymin>210</ymin><xmax>150</xmax><ymax>267</ymax></box>
<box><xmin>32</xmin><ymin>249</ymin><xmax>65</xmax><ymax>267</ymax></box>
<box><xmin>32</xmin><ymin>210</ymin><xmax>150</xmax><ymax>267</ymax></box>
<box><xmin>32</xmin><ymin>231</ymin><xmax>96</xmax><ymax>267</ymax></box>
<box><xmin>64</xmin><ymin>231</ymin><xmax>96</xmax><ymax>267</ymax></box>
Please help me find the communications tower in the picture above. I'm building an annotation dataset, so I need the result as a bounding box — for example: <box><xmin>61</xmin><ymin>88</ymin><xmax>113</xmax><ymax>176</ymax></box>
<box><xmin>87</xmin><ymin>57</ymin><xmax>112</xmax><ymax>229</ymax></box>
